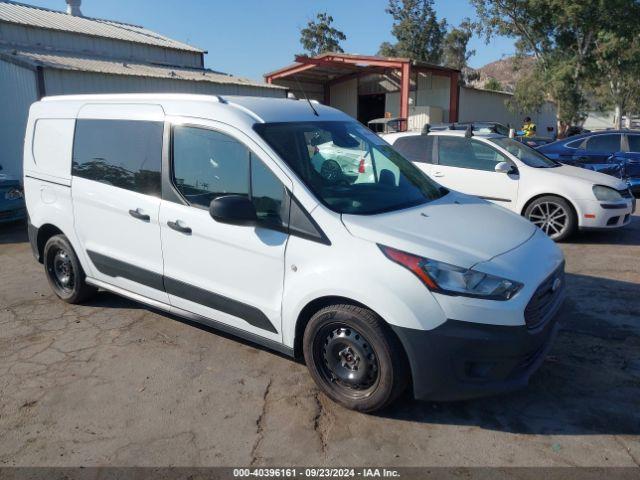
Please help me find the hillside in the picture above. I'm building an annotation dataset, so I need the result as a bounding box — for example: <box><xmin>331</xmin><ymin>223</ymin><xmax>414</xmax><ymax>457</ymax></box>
<box><xmin>472</xmin><ymin>56</ymin><xmax>536</xmax><ymax>92</ymax></box>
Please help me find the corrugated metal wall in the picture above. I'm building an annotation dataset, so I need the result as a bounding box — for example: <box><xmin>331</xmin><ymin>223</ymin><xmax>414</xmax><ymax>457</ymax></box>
<box><xmin>415</xmin><ymin>72</ymin><xmax>450</xmax><ymax>121</ymax></box>
<box><xmin>0</xmin><ymin>23</ymin><xmax>202</xmax><ymax>68</ymax></box>
<box><xmin>0</xmin><ymin>60</ymin><xmax>38</xmax><ymax>179</ymax></box>
<box><xmin>459</xmin><ymin>87</ymin><xmax>557</xmax><ymax>135</ymax></box>
<box><xmin>329</xmin><ymin>79</ymin><xmax>357</xmax><ymax>118</ymax></box>
<box><xmin>43</xmin><ymin>70</ymin><xmax>287</xmax><ymax>98</ymax></box>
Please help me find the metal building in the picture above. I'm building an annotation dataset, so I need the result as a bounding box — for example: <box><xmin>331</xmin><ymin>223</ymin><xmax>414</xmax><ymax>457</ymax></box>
<box><xmin>0</xmin><ymin>0</ymin><xmax>285</xmax><ymax>178</ymax></box>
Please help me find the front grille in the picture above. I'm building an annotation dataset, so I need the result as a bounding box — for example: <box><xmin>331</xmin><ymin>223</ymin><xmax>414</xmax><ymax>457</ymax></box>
<box><xmin>524</xmin><ymin>262</ymin><xmax>565</xmax><ymax>330</ymax></box>
<box><xmin>607</xmin><ymin>216</ymin><xmax>620</xmax><ymax>226</ymax></box>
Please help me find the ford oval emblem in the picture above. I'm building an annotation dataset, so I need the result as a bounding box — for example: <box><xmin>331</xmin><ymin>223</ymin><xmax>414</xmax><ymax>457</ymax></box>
<box><xmin>552</xmin><ymin>277</ymin><xmax>562</xmax><ymax>292</ymax></box>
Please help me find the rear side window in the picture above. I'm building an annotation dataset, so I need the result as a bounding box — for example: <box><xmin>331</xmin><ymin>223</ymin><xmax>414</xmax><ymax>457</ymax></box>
<box><xmin>627</xmin><ymin>135</ymin><xmax>640</xmax><ymax>152</ymax></box>
<box><xmin>72</xmin><ymin>119</ymin><xmax>163</xmax><ymax>196</ymax></box>
<box><xmin>392</xmin><ymin>136</ymin><xmax>435</xmax><ymax>163</ymax></box>
<box><xmin>585</xmin><ymin>134</ymin><xmax>621</xmax><ymax>152</ymax></box>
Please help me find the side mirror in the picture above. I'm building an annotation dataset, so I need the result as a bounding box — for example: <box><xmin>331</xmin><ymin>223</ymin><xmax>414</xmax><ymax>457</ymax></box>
<box><xmin>209</xmin><ymin>195</ymin><xmax>257</xmax><ymax>226</ymax></box>
<box><xmin>495</xmin><ymin>161</ymin><xmax>514</xmax><ymax>174</ymax></box>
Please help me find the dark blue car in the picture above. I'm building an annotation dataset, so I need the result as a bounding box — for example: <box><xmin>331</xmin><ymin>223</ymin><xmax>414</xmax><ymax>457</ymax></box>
<box><xmin>537</xmin><ymin>130</ymin><xmax>640</xmax><ymax>196</ymax></box>
<box><xmin>0</xmin><ymin>168</ymin><xmax>26</xmax><ymax>224</ymax></box>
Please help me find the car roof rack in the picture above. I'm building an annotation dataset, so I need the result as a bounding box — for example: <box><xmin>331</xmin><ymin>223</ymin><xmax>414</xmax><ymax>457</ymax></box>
<box><xmin>427</xmin><ymin>122</ymin><xmax>500</xmax><ymax>134</ymax></box>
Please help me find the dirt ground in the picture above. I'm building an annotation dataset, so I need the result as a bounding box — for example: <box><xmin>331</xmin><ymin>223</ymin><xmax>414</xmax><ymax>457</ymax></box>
<box><xmin>0</xmin><ymin>215</ymin><xmax>639</xmax><ymax>467</ymax></box>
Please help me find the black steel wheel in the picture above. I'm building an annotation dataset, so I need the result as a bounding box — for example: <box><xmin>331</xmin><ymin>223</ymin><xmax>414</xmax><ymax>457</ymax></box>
<box><xmin>43</xmin><ymin>234</ymin><xmax>97</xmax><ymax>304</ymax></box>
<box><xmin>525</xmin><ymin>195</ymin><xmax>577</xmax><ymax>241</ymax></box>
<box><xmin>303</xmin><ymin>304</ymin><xmax>409</xmax><ymax>412</ymax></box>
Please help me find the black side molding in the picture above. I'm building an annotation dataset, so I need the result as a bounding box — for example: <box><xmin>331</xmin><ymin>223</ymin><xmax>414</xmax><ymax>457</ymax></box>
<box><xmin>86</xmin><ymin>250</ymin><xmax>278</xmax><ymax>334</ymax></box>
<box><xmin>164</xmin><ymin>277</ymin><xmax>278</xmax><ymax>334</ymax></box>
<box><xmin>480</xmin><ymin>196</ymin><xmax>512</xmax><ymax>203</ymax></box>
<box><xmin>87</xmin><ymin>250</ymin><xmax>165</xmax><ymax>291</ymax></box>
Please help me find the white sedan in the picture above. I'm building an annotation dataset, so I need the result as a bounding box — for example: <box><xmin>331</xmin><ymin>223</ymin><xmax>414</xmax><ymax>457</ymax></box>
<box><xmin>385</xmin><ymin>129</ymin><xmax>636</xmax><ymax>241</ymax></box>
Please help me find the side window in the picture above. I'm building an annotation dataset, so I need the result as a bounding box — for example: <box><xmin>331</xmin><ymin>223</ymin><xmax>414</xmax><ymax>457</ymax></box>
<box><xmin>392</xmin><ymin>136</ymin><xmax>435</xmax><ymax>163</ymax></box>
<box><xmin>585</xmin><ymin>134</ymin><xmax>621</xmax><ymax>152</ymax></box>
<box><xmin>72</xmin><ymin>119</ymin><xmax>163</xmax><ymax>196</ymax></box>
<box><xmin>438</xmin><ymin>137</ymin><xmax>508</xmax><ymax>171</ymax></box>
<box><xmin>172</xmin><ymin>125</ymin><xmax>288</xmax><ymax>228</ymax></box>
<box><xmin>627</xmin><ymin>135</ymin><xmax>640</xmax><ymax>152</ymax></box>
<box><xmin>172</xmin><ymin>126</ymin><xmax>250</xmax><ymax>208</ymax></box>
<box><xmin>565</xmin><ymin>139</ymin><xmax>584</xmax><ymax>149</ymax></box>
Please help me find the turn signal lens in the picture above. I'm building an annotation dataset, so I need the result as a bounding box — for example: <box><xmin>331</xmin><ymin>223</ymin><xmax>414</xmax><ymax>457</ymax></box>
<box><xmin>378</xmin><ymin>245</ymin><xmax>438</xmax><ymax>289</ymax></box>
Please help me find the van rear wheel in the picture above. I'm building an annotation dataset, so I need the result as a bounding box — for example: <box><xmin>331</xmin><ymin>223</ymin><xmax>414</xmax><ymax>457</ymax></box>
<box><xmin>303</xmin><ymin>304</ymin><xmax>409</xmax><ymax>412</ymax></box>
<box><xmin>44</xmin><ymin>234</ymin><xmax>97</xmax><ymax>304</ymax></box>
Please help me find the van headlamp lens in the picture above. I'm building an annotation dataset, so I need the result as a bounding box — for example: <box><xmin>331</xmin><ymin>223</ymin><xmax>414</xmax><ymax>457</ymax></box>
<box><xmin>379</xmin><ymin>245</ymin><xmax>523</xmax><ymax>301</ymax></box>
<box><xmin>592</xmin><ymin>185</ymin><xmax>622</xmax><ymax>201</ymax></box>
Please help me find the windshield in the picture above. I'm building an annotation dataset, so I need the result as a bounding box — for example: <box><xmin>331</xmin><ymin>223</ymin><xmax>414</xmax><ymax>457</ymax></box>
<box><xmin>254</xmin><ymin>121</ymin><xmax>446</xmax><ymax>215</ymax></box>
<box><xmin>488</xmin><ymin>137</ymin><xmax>559</xmax><ymax>168</ymax></box>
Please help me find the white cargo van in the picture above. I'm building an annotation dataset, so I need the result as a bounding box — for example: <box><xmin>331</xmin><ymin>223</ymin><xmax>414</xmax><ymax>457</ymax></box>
<box><xmin>24</xmin><ymin>94</ymin><xmax>565</xmax><ymax>411</ymax></box>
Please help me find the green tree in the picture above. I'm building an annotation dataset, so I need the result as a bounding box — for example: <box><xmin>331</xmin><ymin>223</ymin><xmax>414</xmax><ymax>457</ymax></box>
<box><xmin>442</xmin><ymin>19</ymin><xmax>476</xmax><ymax>71</ymax></box>
<box><xmin>471</xmin><ymin>0</ymin><xmax>640</xmax><ymax>135</ymax></box>
<box><xmin>378</xmin><ymin>0</ymin><xmax>447</xmax><ymax>64</ymax></box>
<box><xmin>484</xmin><ymin>77</ymin><xmax>503</xmax><ymax>91</ymax></box>
<box><xmin>299</xmin><ymin>12</ymin><xmax>347</xmax><ymax>56</ymax></box>
<box><xmin>593</xmin><ymin>31</ymin><xmax>640</xmax><ymax>129</ymax></box>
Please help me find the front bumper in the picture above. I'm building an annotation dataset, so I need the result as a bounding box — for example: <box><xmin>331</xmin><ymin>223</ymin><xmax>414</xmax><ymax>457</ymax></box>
<box><xmin>392</xmin><ymin>311</ymin><xmax>561</xmax><ymax>402</ymax></box>
<box><xmin>392</xmin><ymin>232</ymin><xmax>565</xmax><ymax>402</ymax></box>
<box><xmin>578</xmin><ymin>198</ymin><xmax>634</xmax><ymax>230</ymax></box>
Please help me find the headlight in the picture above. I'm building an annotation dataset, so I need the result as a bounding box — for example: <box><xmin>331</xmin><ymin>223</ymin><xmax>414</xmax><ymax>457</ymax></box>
<box><xmin>380</xmin><ymin>245</ymin><xmax>523</xmax><ymax>301</ymax></box>
<box><xmin>593</xmin><ymin>185</ymin><xmax>622</xmax><ymax>201</ymax></box>
<box><xmin>5</xmin><ymin>187</ymin><xmax>23</xmax><ymax>200</ymax></box>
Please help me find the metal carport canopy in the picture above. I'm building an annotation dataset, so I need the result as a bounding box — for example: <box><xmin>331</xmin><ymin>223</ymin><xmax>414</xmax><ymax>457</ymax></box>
<box><xmin>264</xmin><ymin>53</ymin><xmax>460</xmax><ymax>129</ymax></box>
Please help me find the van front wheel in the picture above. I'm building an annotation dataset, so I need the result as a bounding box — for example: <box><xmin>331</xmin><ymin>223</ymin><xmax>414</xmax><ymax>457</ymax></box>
<box><xmin>44</xmin><ymin>234</ymin><xmax>97</xmax><ymax>304</ymax></box>
<box><xmin>303</xmin><ymin>304</ymin><xmax>409</xmax><ymax>412</ymax></box>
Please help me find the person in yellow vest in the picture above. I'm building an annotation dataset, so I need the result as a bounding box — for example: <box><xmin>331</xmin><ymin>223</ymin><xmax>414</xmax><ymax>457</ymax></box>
<box><xmin>522</xmin><ymin>117</ymin><xmax>537</xmax><ymax>137</ymax></box>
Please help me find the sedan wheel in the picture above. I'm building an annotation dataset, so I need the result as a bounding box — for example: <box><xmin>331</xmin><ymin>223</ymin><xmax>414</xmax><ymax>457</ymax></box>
<box><xmin>525</xmin><ymin>196</ymin><xmax>577</xmax><ymax>242</ymax></box>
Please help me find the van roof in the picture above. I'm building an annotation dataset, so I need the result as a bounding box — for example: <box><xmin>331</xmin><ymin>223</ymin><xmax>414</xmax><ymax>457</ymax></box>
<box><xmin>39</xmin><ymin>93</ymin><xmax>351</xmax><ymax>125</ymax></box>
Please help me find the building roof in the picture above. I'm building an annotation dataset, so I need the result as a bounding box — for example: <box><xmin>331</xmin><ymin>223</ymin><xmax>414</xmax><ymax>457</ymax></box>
<box><xmin>0</xmin><ymin>1</ymin><xmax>203</xmax><ymax>53</ymax></box>
<box><xmin>0</xmin><ymin>46</ymin><xmax>284</xmax><ymax>90</ymax></box>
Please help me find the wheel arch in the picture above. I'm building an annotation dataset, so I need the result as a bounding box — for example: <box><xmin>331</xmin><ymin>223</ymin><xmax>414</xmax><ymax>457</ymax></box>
<box><xmin>35</xmin><ymin>223</ymin><xmax>65</xmax><ymax>263</ymax></box>
<box><xmin>520</xmin><ymin>192</ymin><xmax>579</xmax><ymax>220</ymax></box>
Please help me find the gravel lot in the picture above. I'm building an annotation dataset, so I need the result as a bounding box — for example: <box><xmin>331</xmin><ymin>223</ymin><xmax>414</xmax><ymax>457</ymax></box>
<box><xmin>1</xmin><ymin>216</ymin><xmax>639</xmax><ymax>467</ymax></box>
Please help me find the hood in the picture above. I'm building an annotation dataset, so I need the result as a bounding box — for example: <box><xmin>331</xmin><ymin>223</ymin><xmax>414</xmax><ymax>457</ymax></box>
<box><xmin>546</xmin><ymin>164</ymin><xmax>628</xmax><ymax>189</ymax></box>
<box><xmin>342</xmin><ymin>192</ymin><xmax>536</xmax><ymax>269</ymax></box>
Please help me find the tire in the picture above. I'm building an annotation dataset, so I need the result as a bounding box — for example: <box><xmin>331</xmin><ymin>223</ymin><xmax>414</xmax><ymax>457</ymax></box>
<box><xmin>43</xmin><ymin>234</ymin><xmax>97</xmax><ymax>304</ymax></box>
<box><xmin>524</xmin><ymin>195</ymin><xmax>577</xmax><ymax>242</ymax></box>
<box><xmin>303</xmin><ymin>304</ymin><xmax>409</xmax><ymax>412</ymax></box>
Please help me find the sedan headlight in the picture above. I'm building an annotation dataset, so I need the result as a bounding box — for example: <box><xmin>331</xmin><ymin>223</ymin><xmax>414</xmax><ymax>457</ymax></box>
<box><xmin>5</xmin><ymin>187</ymin><xmax>23</xmax><ymax>200</ymax></box>
<box><xmin>593</xmin><ymin>185</ymin><xmax>623</xmax><ymax>201</ymax></box>
<box><xmin>380</xmin><ymin>245</ymin><xmax>523</xmax><ymax>301</ymax></box>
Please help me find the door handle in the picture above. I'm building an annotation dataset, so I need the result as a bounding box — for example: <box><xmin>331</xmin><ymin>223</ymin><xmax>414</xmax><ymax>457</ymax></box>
<box><xmin>129</xmin><ymin>208</ymin><xmax>150</xmax><ymax>221</ymax></box>
<box><xmin>433</xmin><ymin>171</ymin><xmax>444</xmax><ymax>177</ymax></box>
<box><xmin>167</xmin><ymin>220</ymin><xmax>192</xmax><ymax>235</ymax></box>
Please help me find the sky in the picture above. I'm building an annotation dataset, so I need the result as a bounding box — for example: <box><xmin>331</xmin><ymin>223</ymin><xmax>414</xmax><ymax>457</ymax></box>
<box><xmin>25</xmin><ymin>0</ymin><xmax>516</xmax><ymax>81</ymax></box>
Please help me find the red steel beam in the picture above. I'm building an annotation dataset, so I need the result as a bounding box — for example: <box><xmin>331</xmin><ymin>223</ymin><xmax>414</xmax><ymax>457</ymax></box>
<box><xmin>399</xmin><ymin>62</ymin><xmax>411</xmax><ymax>131</ymax></box>
<box><xmin>449</xmin><ymin>71</ymin><xmax>460</xmax><ymax>122</ymax></box>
